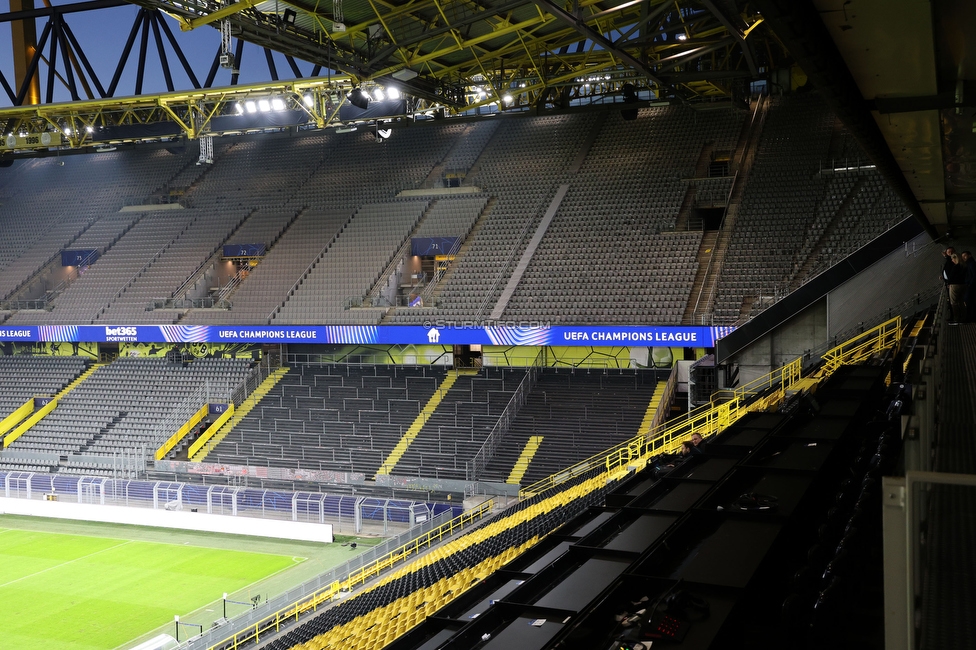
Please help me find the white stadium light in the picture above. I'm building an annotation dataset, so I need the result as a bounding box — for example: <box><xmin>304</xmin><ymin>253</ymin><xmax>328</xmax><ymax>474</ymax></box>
<box><xmin>245</xmin><ymin>100</ymin><xmax>257</xmax><ymax>113</ymax></box>
<box><xmin>271</xmin><ymin>97</ymin><xmax>286</xmax><ymax>111</ymax></box>
<box><xmin>258</xmin><ymin>99</ymin><xmax>271</xmax><ymax>112</ymax></box>
<box><xmin>387</xmin><ymin>87</ymin><xmax>401</xmax><ymax>100</ymax></box>
<box><xmin>373</xmin><ymin>88</ymin><xmax>385</xmax><ymax>101</ymax></box>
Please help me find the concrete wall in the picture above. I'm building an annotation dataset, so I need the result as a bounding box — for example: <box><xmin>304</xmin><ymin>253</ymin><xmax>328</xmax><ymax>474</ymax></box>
<box><xmin>0</xmin><ymin>497</ymin><xmax>333</xmax><ymax>543</ymax></box>
<box><xmin>729</xmin><ymin>298</ymin><xmax>828</xmax><ymax>385</ymax></box>
<box><xmin>828</xmin><ymin>232</ymin><xmax>941</xmax><ymax>337</ymax></box>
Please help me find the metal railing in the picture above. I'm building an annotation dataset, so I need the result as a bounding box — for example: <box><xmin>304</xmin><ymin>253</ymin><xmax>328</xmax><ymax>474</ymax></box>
<box><xmin>0</xmin><ymin>298</ymin><xmax>52</xmax><ymax>310</ymax></box>
<box><xmin>230</xmin><ymin>355</ymin><xmax>281</xmax><ymax>407</ymax></box>
<box><xmin>466</xmin><ymin>349</ymin><xmax>543</xmax><ymax>480</ymax></box>
<box><xmin>820</xmin><ymin>316</ymin><xmax>902</xmax><ymax>376</ymax></box>
<box><xmin>648</xmin><ymin>364</ymin><xmax>679</xmax><ymax>432</ymax></box>
<box><xmin>147</xmin><ymin>297</ymin><xmax>233</xmax><ymax>310</ymax></box>
<box><xmin>881</xmin><ymin>471</ymin><xmax>976</xmax><ymax>650</ymax></box>
<box><xmin>691</xmin><ymin>93</ymin><xmax>767</xmax><ymax>324</ymax></box>
<box><xmin>282</xmin><ymin>350</ymin><xmax>454</xmax><ymax>366</ymax></box>
<box><xmin>186</xmin><ymin>499</ymin><xmax>494</xmax><ymax>650</ymax></box>
<box><xmin>147</xmin><ymin>382</ymin><xmax>213</xmax><ymax>454</ymax></box>
<box><xmin>519</xmin><ymin>315</ymin><xmax>904</xmax><ymax>499</ymax></box>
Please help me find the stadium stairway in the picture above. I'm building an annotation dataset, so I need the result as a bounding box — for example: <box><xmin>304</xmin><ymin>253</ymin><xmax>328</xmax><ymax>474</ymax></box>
<box><xmin>506</xmin><ymin>435</ymin><xmax>544</xmax><ymax>484</ymax></box>
<box><xmin>376</xmin><ymin>369</ymin><xmax>476</xmax><ymax>476</ymax></box>
<box><xmin>190</xmin><ymin>366</ymin><xmax>290</xmax><ymax>462</ymax></box>
<box><xmin>3</xmin><ymin>363</ymin><xmax>102</xmax><ymax>448</ymax></box>
<box><xmin>635</xmin><ymin>380</ymin><xmax>667</xmax><ymax>437</ymax></box>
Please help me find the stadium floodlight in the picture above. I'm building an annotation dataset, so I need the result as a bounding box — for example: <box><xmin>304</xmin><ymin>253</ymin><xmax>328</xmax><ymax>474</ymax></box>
<box><xmin>303</xmin><ymin>94</ymin><xmax>314</xmax><ymax>107</ymax></box>
<box><xmin>373</xmin><ymin>88</ymin><xmax>385</xmax><ymax>101</ymax></box>
<box><xmin>502</xmin><ymin>94</ymin><xmax>513</xmax><ymax>104</ymax></box>
<box><xmin>347</xmin><ymin>87</ymin><xmax>370</xmax><ymax>109</ymax></box>
<box><xmin>245</xmin><ymin>100</ymin><xmax>257</xmax><ymax>113</ymax></box>
<box><xmin>271</xmin><ymin>97</ymin><xmax>286</xmax><ymax>111</ymax></box>
<box><xmin>387</xmin><ymin>87</ymin><xmax>401</xmax><ymax>100</ymax></box>
<box><xmin>234</xmin><ymin>103</ymin><xmax>244</xmax><ymax>114</ymax></box>
<box><xmin>86</xmin><ymin>125</ymin><xmax>94</xmax><ymax>133</ymax></box>
<box><xmin>258</xmin><ymin>99</ymin><xmax>271</xmax><ymax>112</ymax></box>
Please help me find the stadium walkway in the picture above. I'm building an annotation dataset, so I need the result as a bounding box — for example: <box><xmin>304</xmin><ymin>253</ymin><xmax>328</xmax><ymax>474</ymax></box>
<box><xmin>920</xmin><ymin>323</ymin><xmax>976</xmax><ymax>650</ymax></box>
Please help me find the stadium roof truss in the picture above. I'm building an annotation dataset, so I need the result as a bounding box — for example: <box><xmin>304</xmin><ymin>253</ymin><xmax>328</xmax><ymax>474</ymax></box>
<box><xmin>752</xmin><ymin>0</ymin><xmax>976</xmax><ymax>237</ymax></box>
<box><xmin>0</xmin><ymin>0</ymin><xmax>787</xmax><ymax>152</ymax></box>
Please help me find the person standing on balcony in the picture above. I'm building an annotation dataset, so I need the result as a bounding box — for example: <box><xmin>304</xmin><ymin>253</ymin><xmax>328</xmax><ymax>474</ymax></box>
<box><xmin>947</xmin><ymin>252</ymin><xmax>967</xmax><ymax>325</ymax></box>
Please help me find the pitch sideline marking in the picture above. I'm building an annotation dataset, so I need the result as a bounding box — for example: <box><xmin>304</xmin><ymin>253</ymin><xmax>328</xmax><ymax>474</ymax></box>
<box><xmin>0</xmin><ymin>539</ymin><xmax>133</xmax><ymax>590</ymax></box>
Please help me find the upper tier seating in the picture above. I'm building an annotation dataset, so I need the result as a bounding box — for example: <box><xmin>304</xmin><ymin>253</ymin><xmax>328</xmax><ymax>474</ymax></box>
<box><xmin>0</xmin><ymin>100</ymin><xmax>906</xmax><ymax>327</ymax></box>
<box><xmin>274</xmin><ymin>201</ymin><xmax>430</xmax><ymax>324</ymax></box>
<box><xmin>713</xmin><ymin>95</ymin><xmax>907</xmax><ymax>324</ymax></box>
<box><xmin>0</xmin><ymin>148</ymin><xmax>195</xmax><ymax>301</ymax></box>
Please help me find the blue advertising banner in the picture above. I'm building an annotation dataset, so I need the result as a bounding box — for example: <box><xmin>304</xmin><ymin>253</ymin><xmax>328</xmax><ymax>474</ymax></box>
<box><xmin>2</xmin><ymin>324</ymin><xmax>735</xmax><ymax>347</ymax></box>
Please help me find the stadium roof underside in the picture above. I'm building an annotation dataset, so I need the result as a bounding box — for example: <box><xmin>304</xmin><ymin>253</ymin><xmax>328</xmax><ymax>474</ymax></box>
<box><xmin>0</xmin><ymin>0</ymin><xmax>781</xmax><ymax>146</ymax></box>
<box><xmin>121</xmin><ymin>0</ymin><xmax>770</xmax><ymax>105</ymax></box>
<box><xmin>752</xmin><ymin>0</ymin><xmax>976</xmax><ymax>239</ymax></box>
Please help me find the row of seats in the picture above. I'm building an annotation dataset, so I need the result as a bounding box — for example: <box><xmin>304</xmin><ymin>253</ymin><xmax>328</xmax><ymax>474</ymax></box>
<box><xmin>263</xmin><ymin>468</ymin><xmax>615</xmax><ymax>650</ymax></box>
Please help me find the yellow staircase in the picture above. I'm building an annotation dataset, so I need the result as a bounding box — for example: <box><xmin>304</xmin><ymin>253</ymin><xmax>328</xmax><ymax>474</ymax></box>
<box><xmin>4</xmin><ymin>363</ymin><xmax>103</xmax><ymax>448</ymax></box>
<box><xmin>507</xmin><ymin>436</ymin><xmax>544</xmax><ymax>484</ymax></box>
<box><xmin>190</xmin><ymin>367</ymin><xmax>290</xmax><ymax>462</ymax></box>
<box><xmin>375</xmin><ymin>370</ymin><xmax>474</xmax><ymax>476</ymax></box>
<box><xmin>636</xmin><ymin>381</ymin><xmax>667</xmax><ymax>437</ymax></box>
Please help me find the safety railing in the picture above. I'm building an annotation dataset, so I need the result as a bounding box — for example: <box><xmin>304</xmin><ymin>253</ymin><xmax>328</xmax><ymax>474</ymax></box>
<box><xmin>466</xmin><ymin>348</ymin><xmax>543</xmax><ymax>480</ymax></box>
<box><xmin>882</xmin><ymin>471</ymin><xmax>976</xmax><ymax>650</ymax></box>
<box><xmin>820</xmin><ymin>315</ymin><xmax>902</xmax><ymax>377</ymax></box>
<box><xmin>521</xmin><ymin>315</ymin><xmax>904</xmax><ymax>499</ymax></box>
<box><xmin>229</xmin><ymin>355</ymin><xmax>280</xmax><ymax>407</ymax></box>
<box><xmin>197</xmin><ymin>499</ymin><xmax>493</xmax><ymax>650</ymax></box>
<box><xmin>648</xmin><ymin>364</ymin><xmax>679</xmax><ymax>432</ymax></box>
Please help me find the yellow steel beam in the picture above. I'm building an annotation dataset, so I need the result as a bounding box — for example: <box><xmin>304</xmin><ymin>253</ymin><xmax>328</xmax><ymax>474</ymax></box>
<box><xmin>0</xmin><ymin>76</ymin><xmax>358</xmax><ymax>152</ymax></box>
<box><xmin>178</xmin><ymin>0</ymin><xmax>264</xmax><ymax>31</ymax></box>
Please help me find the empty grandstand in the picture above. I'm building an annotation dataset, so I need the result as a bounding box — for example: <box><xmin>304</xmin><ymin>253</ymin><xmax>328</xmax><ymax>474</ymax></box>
<box><xmin>0</xmin><ymin>1</ymin><xmax>971</xmax><ymax>649</ymax></box>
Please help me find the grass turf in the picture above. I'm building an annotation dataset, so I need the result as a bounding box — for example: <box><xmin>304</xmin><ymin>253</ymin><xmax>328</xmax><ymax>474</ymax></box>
<box><xmin>0</xmin><ymin>526</ymin><xmax>302</xmax><ymax>650</ymax></box>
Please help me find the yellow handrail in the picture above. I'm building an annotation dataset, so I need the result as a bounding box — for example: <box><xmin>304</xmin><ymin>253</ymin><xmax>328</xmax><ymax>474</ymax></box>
<box><xmin>521</xmin><ymin>316</ymin><xmax>903</xmax><ymax>499</ymax></box>
<box><xmin>206</xmin><ymin>315</ymin><xmax>908</xmax><ymax>649</ymax></box>
<box><xmin>206</xmin><ymin>499</ymin><xmax>494</xmax><ymax>650</ymax></box>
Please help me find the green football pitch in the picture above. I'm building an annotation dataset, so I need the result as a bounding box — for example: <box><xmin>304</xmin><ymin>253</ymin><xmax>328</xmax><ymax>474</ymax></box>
<box><xmin>0</xmin><ymin>515</ymin><xmax>380</xmax><ymax>650</ymax></box>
